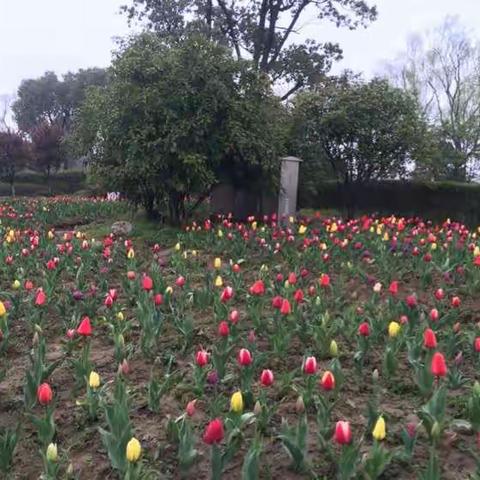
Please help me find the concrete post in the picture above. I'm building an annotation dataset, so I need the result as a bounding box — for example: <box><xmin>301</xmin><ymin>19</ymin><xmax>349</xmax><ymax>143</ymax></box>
<box><xmin>278</xmin><ymin>156</ymin><xmax>302</xmax><ymax>219</ymax></box>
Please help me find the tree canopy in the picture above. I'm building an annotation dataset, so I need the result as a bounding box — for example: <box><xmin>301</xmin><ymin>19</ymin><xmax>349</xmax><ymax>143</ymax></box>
<box><xmin>13</xmin><ymin>68</ymin><xmax>108</xmax><ymax>133</ymax></box>
<box><xmin>71</xmin><ymin>33</ymin><xmax>286</xmax><ymax>223</ymax></box>
<box><xmin>291</xmin><ymin>76</ymin><xmax>429</xmax><ymax>189</ymax></box>
<box><xmin>122</xmin><ymin>0</ymin><xmax>377</xmax><ymax>98</ymax></box>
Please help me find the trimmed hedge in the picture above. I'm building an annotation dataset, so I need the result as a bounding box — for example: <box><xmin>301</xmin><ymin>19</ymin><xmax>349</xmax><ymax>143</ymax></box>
<box><xmin>299</xmin><ymin>181</ymin><xmax>480</xmax><ymax>225</ymax></box>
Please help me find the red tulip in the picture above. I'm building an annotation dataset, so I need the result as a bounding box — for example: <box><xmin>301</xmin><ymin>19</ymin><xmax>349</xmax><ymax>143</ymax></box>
<box><xmin>320</xmin><ymin>274</ymin><xmax>330</xmax><ymax>287</ymax></box>
<box><xmin>118</xmin><ymin>358</ymin><xmax>130</xmax><ymax>375</ymax></box>
<box><xmin>186</xmin><ymin>399</ymin><xmax>197</xmax><ymax>417</ymax></box>
<box><xmin>280</xmin><ymin>298</ymin><xmax>291</xmax><ymax>315</ymax></box>
<box><xmin>288</xmin><ymin>272</ymin><xmax>297</xmax><ymax>285</ymax></box>
<box><xmin>434</xmin><ymin>288</ymin><xmax>444</xmax><ymax>300</ymax></box>
<box><xmin>320</xmin><ymin>371</ymin><xmax>335</xmax><ymax>391</ymax></box>
<box><xmin>334</xmin><ymin>421</ymin><xmax>352</xmax><ymax>445</ymax></box>
<box><xmin>37</xmin><ymin>382</ymin><xmax>53</xmax><ymax>405</ymax></box>
<box><xmin>429</xmin><ymin>308</ymin><xmax>439</xmax><ymax>322</ymax></box>
<box><xmin>175</xmin><ymin>276</ymin><xmax>186</xmax><ymax>288</ymax></box>
<box><xmin>77</xmin><ymin>316</ymin><xmax>92</xmax><ymax>336</ymax></box>
<box><xmin>260</xmin><ymin>369</ymin><xmax>274</xmax><ymax>387</ymax></box>
<box><xmin>196</xmin><ymin>349</ymin><xmax>209</xmax><ymax>367</ymax></box>
<box><xmin>154</xmin><ymin>293</ymin><xmax>163</xmax><ymax>306</ymax></box>
<box><xmin>474</xmin><ymin>337</ymin><xmax>480</xmax><ymax>353</ymax></box>
<box><xmin>127</xmin><ymin>271</ymin><xmax>136</xmax><ymax>280</ymax></box>
<box><xmin>451</xmin><ymin>296</ymin><xmax>461</xmax><ymax>308</ymax></box>
<box><xmin>142</xmin><ymin>275</ymin><xmax>153</xmax><ymax>291</ymax></box>
<box><xmin>104</xmin><ymin>295</ymin><xmax>114</xmax><ymax>308</ymax></box>
<box><xmin>400</xmin><ymin>315</ymin><xmax>409</xmax><ymax>325</ymax></box>
<box><xmin>203</xmin><ymin>418</ymin><xmax>224</xmax><ymax>444</ymax></box>
<box><xmin>249</xmin><ymin>280</ymin><xmax>265</xmax><ymax>296</ymax></box>
<box><xmin>358</xmin><ymin>322</ymin><xmax>370</xmax><ymax>337</ymax></box>
<box><xmin>237</xmin><ymin>348</ymin><xmax>253</xmax><ymax>366</ymax></box>
<box><xmin>406</xmin><ymin>294</ymin><xmax>417</xmax><ymax>308</ymax></box>
<box><xmin>229</xmin><ymin>310</ymin><xmax>239</xmax><ymax>324</ymax></box>
<box><xmin>293</xmin><ymin>289</ymin><xmax>304</xmax><ymax>303</ymax></box>
<box><xmin>303</xmin><ymin>356</ymin><xmax>317</xmax><ymax>375</ymax></box>
<box><xmin>272</xmin><ymin>296</ymin><xmax>283</xmax><ymax>309</ymax></box>
<box><xmin>388</xmin><ymin>281</ymin><xmax>399</xmax><ymax>296</ymax></box>
<box><xmin>423</xmin><ymin>328</ymin><xmax>437</xmax><ymax>349</ymax></box>
<box><xmin>220</xmin><ymin>286</ymin><xmax>233</xmax><ymax>303</ymax></box>
<box><xmin>232</xmin><ymin>264</ymin><xmax>241</xmax><ymax>273</ymax></box>
<box><xmin>35</xmin><ymin>289</ymin><xmax>46</xmax><ymax>306</ymax></box>
<box><xmin>308</xmin><ymin>285</ymin><xmax>316</xmax><ymax>297</ymax></box>
<box><xmin>217</xmin><ymin>321</ymin><xmax>229</xmax><ymax>337</ymax></box>
<box><xmin>276</xmin><ymin>273</ymin><xmax>284</xmax><ymax>282</ymax></box>
<box><xmin>431</xmin><ymin>352</ymin><xmax>447</xmax><ymax>377</ymax></box>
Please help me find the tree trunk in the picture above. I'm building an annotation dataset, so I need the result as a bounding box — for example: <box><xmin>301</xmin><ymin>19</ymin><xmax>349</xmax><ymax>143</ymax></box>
<box><xmin>10</xmin><ymin>181</ymin><xmax>15</xmax><ymax>197</ymax></box>
<box><xmin>168</xmin><ymin>192</ymin><xmax>185</xmax><ymax>226</ymax></box>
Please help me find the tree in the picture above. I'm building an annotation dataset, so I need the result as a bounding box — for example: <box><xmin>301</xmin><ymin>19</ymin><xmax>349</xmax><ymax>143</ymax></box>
<box><xmin>122</xmin><ymin>0</ymin><xmax>377</xmax><ymax>98</ymax></box>
<box><xmin>71</xmin><ymin>33</ymin><xmax>286</xmax><ymax>223</ymax></box>
<box><xmin>0</xmin><ymin>131</ymin><xmax>30</xmax><ymax>196</ymax></box>
<box><xmin>13</xmin><ymin>68</ymin><xmax>108</xmax><ymax>133</ymax></box>
<box><xmin>385</xmin><ymin>17</ymin><xmax>480</xmax><ymax>181</ymax></box>
<box><xmin>290</xmin><ymin>76</ymin><xmax>428</xmax><ymax>213</ymax></box>
<box><xmin>31</xmin><ymin>122</ymin><xmax>65</xmax><ymax>194</ymax></box>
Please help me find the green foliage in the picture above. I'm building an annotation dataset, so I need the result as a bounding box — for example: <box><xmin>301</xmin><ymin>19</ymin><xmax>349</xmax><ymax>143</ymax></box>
<box><xmin>0</xmin><ymin>131</ymin><xmax>30</xmax><ymax>195</ymax></box>
<box><xmin>0</xmin><ymin>426</ymin><xmax>19</xmax><ymax>474</ymax></box>
<box><xmin>72</xmin><ymin>33</ymin><xmax>285</xmax><ymax>223</ymax></box>
<box><xmin>13</xmin><ymin>68</ymin><xmax>108</xmax><ymax>133</ymax></box>
<box><xmin>99</xmin><ymin>378</ymin><xmax>132</xmax><ymax>474</ymax></box>
<box><xmin>122</xmin><ymin>0</ymin><xmax>376</xmax><ymax>98</ymax></box>
<box><xmin>291</xmin><ymin>75</ymin><xmax>429</xmax><ymax>190</ymax></box>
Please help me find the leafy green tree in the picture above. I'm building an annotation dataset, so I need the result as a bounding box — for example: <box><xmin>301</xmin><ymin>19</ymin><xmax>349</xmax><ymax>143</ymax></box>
<box><xmin>122</xmin><ymin>0</ymin><xmax>377</xmax><ymax>98</ymax></box>
<box><xmin>291</xmin><ymin>76</ymin><xmax>429</xmax><ymax>213</ymax></box>
<box><xmin>71</xmin><ymin>33</ymin><xmax>285</xmax><ymax>223</ymax></box>
<box><xmin>0</xmin><ymin>130</ymin><xmax>30</xmax><ymax>196</ymax></box>
<box><xmin>13</xmin><ymin>68</ymin><xmax>108</xmax><ymax>133</ymax></box>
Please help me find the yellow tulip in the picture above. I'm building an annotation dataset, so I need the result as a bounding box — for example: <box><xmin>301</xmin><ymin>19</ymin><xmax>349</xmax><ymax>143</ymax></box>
<box><xmin>474</xmin><ymin>246</ymin><xmax>480</xmax><ymax>257</ymax></box>
<box><xmin>191</xmin><ymin>250</ymin><xmax>197</xmax><ymax>256</ymax></box>
<box><xmin>165</xmin><ymin>286</ymin><xmax>173</xmax><ymax>295</ymax></box>
<box><xmin>298</xmin><ymin>225</ymin><xmax>307</xmax><ymax>235</ymax></box>
<box><xmin>214</xmin><ymin>257</ymin><xmax>222</xmax><ymax>269</ymax></box>
<box><xmin>126</xmin><ymin>437</ymin><xmax>142</xmax><ymax>463</ymax></box>
<box><xmin>46</xmin><ymin>443</ymin><xmax>58</xmax><ymax>462</ymax></box>
<box><xmin>12</xmin><ymin>280</ymin><xmax>20</xmax><ymax>290</ymax></box>
<box><xmin>116</xmin><ymin>311</ymin><xmax>125</xmax><ymax>321</ymax></box>
<box><xmin>127</xmin><ymin>248</ymin><xmax>135</xmax><ymax>259</ymax></box>
<box><xmin>388</xmin><ymin>321</ymin><xmax>400</xmax><ymax>338</ymax></box>
<box><xmin>214</xmin><ymin>276</ymin><xmax>223</xmax><ymax>287</ymax></box>
<box><xmin>251</xmin><ymin>222</ymin><xmax>257</xmax><ymax>231</ymax></box>
<box><xmin>89</xmin><ymin>371</ymin><xmax>100</xmax><ymax>389</ymax></box>
<box><xmin>230</xmin><ymin>391</ymin><xmax>244</xmax><ymax>413</ymax></box>
<box><xmin>174</xmin><ymin>242</ymin><xmax>181</xmax><ymax>251</ymax></box>
<box><xmin>47</xmin><ymin>230</ymin><xmax>54</xmax><ymax>240</ymax></box>
<box><xmin>431</xmin><ymin>242</ymin><xmax>437</xmax><ymax>251</ymax></box>
<box><xmin>0</xmin><ymin>301</ymin><xmax>6</xmax><ymax>317</ymax></box>
<box><xmin>217</xmin><ymin>229</ymin><xmax>223</xmax><ymax>238</ymax></box>
<box><xmin>372</xmin><ymin>416</ymin><xmax>386</xmax><ymax>441</ymax></box>
<box><xmin>289</xmin><ymin>216</ymin><xmax>295</xmax><ymax>224</ymax></box>
<box><xmin>383</xmin><ymin>232</ymin><xmax>389</xmax><ymax>241</ymax></box>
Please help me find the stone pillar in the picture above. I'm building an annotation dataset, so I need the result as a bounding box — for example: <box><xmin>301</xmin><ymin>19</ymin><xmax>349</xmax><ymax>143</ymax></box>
<box><xmin>278</xmin><ymin>156</ymin><xmax>302</xmax><ymax>218</ymax></box>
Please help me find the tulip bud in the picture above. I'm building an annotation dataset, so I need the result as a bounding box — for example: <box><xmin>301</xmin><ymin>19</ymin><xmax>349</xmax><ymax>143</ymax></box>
<box><xmin>295</xmin><ymin>396</ymin><xmax>305</xmax><ymax>414</ymax></box>
<box><xmin>254</xmin><ymin>400</ymin><xmax>262</xmax><ymax>415</ymax></box>
<box><xmin>372</xmin><ymin>369</ymin><xmax>379</xmax><ymax>382</ymax></box>
<box><xmin>46</xmin><ymin>443</ymin><xmax>58</xmax><ymax>462</ymax></box>
<box><xmin>431</xmin><ymin>421</ymin><xmax>441</xmax><ymax>440</ymax></box>
<box><xmin>186</xmin><ymin>399</ymin><xmax>197</xmax><ymax>416</ymax></box>
<box><xmin>329</xmin><ymin>340</ymin><xmax>338</xmax><ymax>357</ymax></box>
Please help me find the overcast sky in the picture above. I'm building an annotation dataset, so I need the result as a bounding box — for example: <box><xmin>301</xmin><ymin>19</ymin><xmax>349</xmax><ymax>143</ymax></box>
<box><xmin>1</xmin><ymin>0</ymin><xmax>480</xmax><ymax>99</ymax></box>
